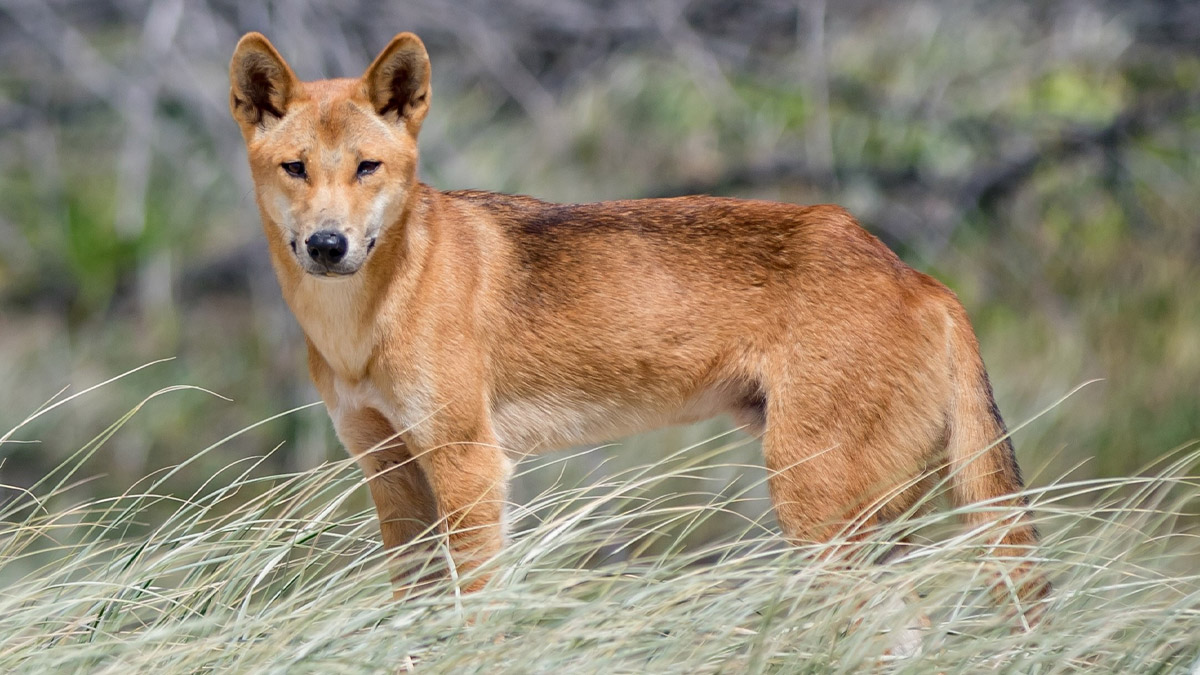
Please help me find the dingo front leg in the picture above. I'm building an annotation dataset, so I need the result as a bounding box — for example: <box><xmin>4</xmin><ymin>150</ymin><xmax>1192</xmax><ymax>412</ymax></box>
<box><xmin>412</xmin><ymin>430</ymin><xmax>511</xmax><ymax>594</ymax></box>
<box><xmin>332</xmin><ymin>406</ymin><xmax>440</xmax><ymax>593</ymax></box>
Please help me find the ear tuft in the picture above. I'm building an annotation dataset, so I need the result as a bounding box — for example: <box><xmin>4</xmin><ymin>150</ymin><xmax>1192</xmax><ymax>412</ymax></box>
<box><xmin>363</xmin><ymin>33</ymin><xmax>431</xmax><ymax>133</ymax></box>
<box><xmin>229</xmin><ymin>33</ymin><xmax>298</xmax><ymax>128</ymax></box>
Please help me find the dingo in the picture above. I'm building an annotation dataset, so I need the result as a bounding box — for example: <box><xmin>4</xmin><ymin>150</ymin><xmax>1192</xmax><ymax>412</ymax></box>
<box><xmin>229</xmin><ymin>32</ymin><xmax>1047</xmax><ymax>609</ymax></box>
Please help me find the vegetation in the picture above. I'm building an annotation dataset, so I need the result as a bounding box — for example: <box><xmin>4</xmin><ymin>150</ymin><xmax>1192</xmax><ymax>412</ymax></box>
<box><xmin>2</xmin><ymin>1</ymin><xmax>1197</xmax><ymax>496</ymax></box>
<box><xmin>1</xmin><ymin>1</ymin><xmax>1198</xmax><ymax>670</ymax></box>
<box><xmin>2</xmin><ymin>380</ymin><xmax>1198</xmax><ymax>673</ymax></box>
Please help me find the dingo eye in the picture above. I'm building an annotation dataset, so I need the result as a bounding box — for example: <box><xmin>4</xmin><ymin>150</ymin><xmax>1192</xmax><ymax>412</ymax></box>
<box><xmin>357</xmin><ymin>160</ymin><xmax>381</xmax><ymax>177</ymax></box>
<box><xmin>282</xmin><ymin>161</ymin><xmax>306</xmax><ymax>178</ymax></box>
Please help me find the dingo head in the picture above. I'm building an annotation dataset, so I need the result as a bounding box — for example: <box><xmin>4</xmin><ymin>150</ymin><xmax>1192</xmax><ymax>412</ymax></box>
<box><xmin>229</xmin><ymin>33</ymin><xmax>431</xmax><ymax>277</ymax></box>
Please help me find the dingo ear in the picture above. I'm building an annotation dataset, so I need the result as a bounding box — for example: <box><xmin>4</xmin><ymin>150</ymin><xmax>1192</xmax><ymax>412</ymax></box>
<box><xmin>363</xmin><ymin>33</ymin><xmax>431</xmax><ymax>134</ymax></box>
<box><xmin>229</xmin><ymin>33</ymin><xmax>298</xmax><ymax>129</ymax></box>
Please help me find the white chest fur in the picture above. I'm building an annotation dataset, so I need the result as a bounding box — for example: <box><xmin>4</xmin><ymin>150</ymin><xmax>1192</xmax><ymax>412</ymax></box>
<box><xmin>327</xmin><ymin>376</ymin><xmax>390</xmax><ymax>440</ymax></box>
<box><xmin>290</xmin><ymin>275</ymin><xmax>376</xmax><ymax>377</ymax></box>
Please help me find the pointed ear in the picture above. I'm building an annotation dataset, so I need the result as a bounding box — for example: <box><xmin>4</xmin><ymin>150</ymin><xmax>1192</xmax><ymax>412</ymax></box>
<box><xmin>363</xmin><ymin>33</ymin><xmax>431</xmax><ymax>134</ymax></box>
<box><xmin>229</xmin><ymin>33</ymin><xmax>298</xmax><ymax>129</ymax></box>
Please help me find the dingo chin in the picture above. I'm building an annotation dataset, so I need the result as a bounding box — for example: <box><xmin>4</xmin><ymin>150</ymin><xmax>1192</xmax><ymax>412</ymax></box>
<box><xmin>230</xmin><ymin>32</ymin><xmax>1048</xmax><ymax>616</ymax></box>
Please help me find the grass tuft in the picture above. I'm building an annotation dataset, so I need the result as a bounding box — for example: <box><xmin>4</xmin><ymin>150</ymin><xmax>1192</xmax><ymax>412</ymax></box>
<box><xmin>1</xmin><ymin>391</ymin><xmax>1198</xmax><ymax>673</ymax></box>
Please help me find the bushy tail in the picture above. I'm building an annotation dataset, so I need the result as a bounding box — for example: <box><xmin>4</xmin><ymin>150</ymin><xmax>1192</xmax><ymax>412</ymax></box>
<box><xmin>943</xmin><ymin>300</ymin><xmax>1050</xmax><ymax>618</ymax></box>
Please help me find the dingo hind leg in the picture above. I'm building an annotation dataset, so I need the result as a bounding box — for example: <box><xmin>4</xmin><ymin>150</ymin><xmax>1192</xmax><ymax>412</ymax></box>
<box><xmin>761</xmin><ymin>383</ymin><xmax>887</xmax><ymax>554</ymax></box>
<box><xmin>759</xmin><ymin>331</ymin><xmax>949</xmax><ymax>556</ymax></box>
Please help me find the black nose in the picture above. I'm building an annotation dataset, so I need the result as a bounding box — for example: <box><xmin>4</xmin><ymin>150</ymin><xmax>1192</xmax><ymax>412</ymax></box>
<box><xmin>305</xmin><ymin>230</ymin><xmax>348</xmax><ymax>266</ymax></box>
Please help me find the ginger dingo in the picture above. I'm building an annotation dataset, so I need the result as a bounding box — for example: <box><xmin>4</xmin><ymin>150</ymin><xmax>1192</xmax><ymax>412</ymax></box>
<box><xmin>229</xmin><ymin>32</ymin><xmax>1047</xmax><ymax>611</ymax></box>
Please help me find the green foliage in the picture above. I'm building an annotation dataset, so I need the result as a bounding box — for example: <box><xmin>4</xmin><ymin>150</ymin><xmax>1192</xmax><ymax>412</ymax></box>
<box><xmin>1023</xmin><ymin>68</ymin><xmax>1127</xmax><ymax>124</ymax></box>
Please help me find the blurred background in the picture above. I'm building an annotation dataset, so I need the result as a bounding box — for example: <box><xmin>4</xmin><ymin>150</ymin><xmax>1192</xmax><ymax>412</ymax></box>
<box><xmin>0</xmin><ymin>0</ymin><xmax>1197</xmax><ymax>534</ymax></box>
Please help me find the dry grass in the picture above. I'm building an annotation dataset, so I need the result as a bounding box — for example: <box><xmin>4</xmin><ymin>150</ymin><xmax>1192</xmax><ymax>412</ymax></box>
<box><xmin>2</xmin><ymin>371</ymin><xmax>1198</xmax><ymax>674</ymax></box>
